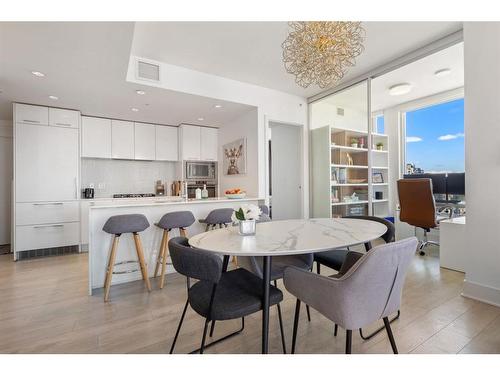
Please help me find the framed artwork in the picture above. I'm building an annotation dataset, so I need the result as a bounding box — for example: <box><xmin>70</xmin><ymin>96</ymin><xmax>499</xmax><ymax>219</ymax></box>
<box><xmin>223</xmin><ymin>138</ymin><xmax>247</xmax><ymax>175</ymax></box>
<box><xmin>372</xmin><ymin>172</ymin><xmax>384</xmax><ymax>183</ymax></box>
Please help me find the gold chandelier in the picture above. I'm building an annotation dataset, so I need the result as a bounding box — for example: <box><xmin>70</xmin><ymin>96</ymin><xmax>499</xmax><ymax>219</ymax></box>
<box><xmin>282</xmin><ymin>21</ymin><xmax>365</xmax><ymax>89</ymax></box>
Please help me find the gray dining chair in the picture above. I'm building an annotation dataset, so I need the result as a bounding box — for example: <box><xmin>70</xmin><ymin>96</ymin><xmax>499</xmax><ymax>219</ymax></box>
<box><xmin>168</xmin><ymin>236</ymin><xmax>286</xmax><ymax>354</ymax></box>
<box><xmin>284</xmin><ymin>237</ymin><xmax>418</xmax><ymax>354</ymax></box>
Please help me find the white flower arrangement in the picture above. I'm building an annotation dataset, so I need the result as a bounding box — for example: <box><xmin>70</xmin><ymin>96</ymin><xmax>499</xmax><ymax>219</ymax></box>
<box><xmin>231</xmin><ymin>204</ymin><xmax>262</xmax><ymax>222</ymax></box>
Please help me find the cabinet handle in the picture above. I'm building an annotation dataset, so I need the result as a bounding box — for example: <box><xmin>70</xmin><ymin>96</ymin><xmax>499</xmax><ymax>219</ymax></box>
<box><xmin>33</xmin><ymin>224</ymin><xmax>64</xmax><ymax>229</ymax></box>
<box><xmin>23</xmin><ymin>119</ymin><xmax>40</xmax><ymax>123</ymax></box>
<box><xmin>55</xmin><ymin>123</ymin><xmax>72</xmax><ymax>127</ymax></box>
<box><xmin>33</xmin><ymin>202</ymin><xmax>64</xmax><ymax>206</ymax></box>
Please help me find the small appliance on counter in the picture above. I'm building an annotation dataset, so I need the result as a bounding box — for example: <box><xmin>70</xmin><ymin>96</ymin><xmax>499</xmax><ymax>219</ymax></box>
<box><xmin>82</xmin><ymin>188</ymin><xmax>94</xmax><ymax>199</ymax></box>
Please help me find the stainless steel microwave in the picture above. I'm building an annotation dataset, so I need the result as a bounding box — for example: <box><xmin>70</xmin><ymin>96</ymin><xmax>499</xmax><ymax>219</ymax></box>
<box><xmin>185</xmin><ymin>161</ymin><xmax>217</xmax><ymax>181</ymax></box>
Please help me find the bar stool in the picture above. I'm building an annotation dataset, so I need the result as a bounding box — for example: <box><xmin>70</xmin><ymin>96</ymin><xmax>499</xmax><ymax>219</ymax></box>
<box><xmin>199</xmin><ymin>208</ymin><xmax>234</xmax><ymax>231</ymax></box>
<box><xmin>102</xmin><ymin>214</ymin><xmax>152</xmax><ymax>302</ymax></box>
<box><xmin>154</xmin><ymin>211</ymin><xmax>196</xmax><ymax>289</ymax></box>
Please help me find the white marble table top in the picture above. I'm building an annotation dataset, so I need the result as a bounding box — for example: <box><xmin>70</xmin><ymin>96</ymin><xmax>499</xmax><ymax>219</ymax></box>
<box><xmin>188</xmin><ymin>218</ymin><xmax>387</xmax><ymax>256</ymax></box>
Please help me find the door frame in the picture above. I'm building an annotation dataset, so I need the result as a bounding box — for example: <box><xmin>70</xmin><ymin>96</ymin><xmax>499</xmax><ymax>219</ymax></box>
<box><xmin>264</xmin><ymin>117</ymin><xmax>306</xmax><ymax>219</ymax></box>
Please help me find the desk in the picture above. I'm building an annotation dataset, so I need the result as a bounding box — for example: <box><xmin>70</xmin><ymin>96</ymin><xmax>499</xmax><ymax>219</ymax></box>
<box><xmin>189</xmin><ymin>218</ymin><xmax>387</xmax><ymax>354</ymax></box>
<box><xmin>439</xmin><ymin>216</ymin><xmax>466</xmax><ymax>272</ymax></box>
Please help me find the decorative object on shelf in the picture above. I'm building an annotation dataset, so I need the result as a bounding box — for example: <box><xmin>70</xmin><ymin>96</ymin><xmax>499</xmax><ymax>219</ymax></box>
<box><xmin>343</xmin><ymin>192</ymin><xmax>359</xmax><ymax>203</ymax></box>
<box><xmin>346</xmin><ymin>153</ymin><xmax>353</xmax><ymax>166</ymax></box>
<box><xmin>373</xmin><ymin>172</ymin><xmax>384</xmax><ymax>183</ymax></box>
<box><xmin>376</xmin><ymin>142</ymin><xmax>384</xmax><ymax>151</ymax></box>
<box><xmin>375</xmin><ymin>191</ymin><xmax>384</xmax><ymax>200</ymax></box>
<box><xmin>350</xmin><ymin>138</ymin><xmax>359</xmax><ymax>148</ymax></box>
<box><xmin>195</xmin><ymin>186</ymin><xmax>202</xmax><ymax>200</ymax></box>
<box><xmin>331</xmin><ymin>168</ymin><xmax>338</xmax><ymax>184</ymax></box>
<box><xmin>359</xmin><ymin>137</ymin><xmax>365</xmax><ymax>149</ymax></box>
<box><xmin>232</xmin><ymin>204</ymin><xmax>262</xmax><ymax>236</ymax></box>
<box><xmin>201</xmin><ymin>184</ymin><xmax>209</xmax><ymax>199</ymax></box>
<box><xmin>282</xmin><ymin>22</ymin><xmax>365</xmax><ymax>88</ymax></box>
<box><xmin>348</xmin><ymin>178</ymin><xmax>367</xmax><ymax>184</ymax></box>
<box><xmin>331</xmin><ymin>189</ymin><xmax>340</xmax><ymax>203</ymax></box>
<box><xmin>338</xmin><ymin>168</ymin><xmax>347</xmax><ymax>184</ymax></box>
<box><xmin>223</xmin><ymin>138</ymin><xmax>247</xmax><ymax>175</ymax></box>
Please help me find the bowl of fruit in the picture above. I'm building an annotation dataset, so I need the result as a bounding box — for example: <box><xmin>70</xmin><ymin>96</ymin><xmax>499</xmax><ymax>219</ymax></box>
<box><xmin>225</xmin><ymin>188</ymin><xmax>246</xmax><ymax>199</ymax></box>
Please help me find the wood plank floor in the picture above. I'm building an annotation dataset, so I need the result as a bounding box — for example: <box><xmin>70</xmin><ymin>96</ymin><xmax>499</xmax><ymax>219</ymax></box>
<box><xmin>1</xmin><ymin>248</ymin><xmax>500</xmax><ymax>354</ymax></box>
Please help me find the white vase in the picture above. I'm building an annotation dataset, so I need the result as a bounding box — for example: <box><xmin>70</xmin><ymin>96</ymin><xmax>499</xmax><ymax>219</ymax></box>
<box><xmin>238</xmin><ymin>220</ymin><xmax>256</xmax><ymax>236</ymax></box>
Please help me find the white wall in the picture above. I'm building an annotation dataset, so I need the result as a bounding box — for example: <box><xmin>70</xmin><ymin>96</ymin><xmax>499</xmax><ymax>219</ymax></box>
<box><xmin>218</xmin><ymin>108</ymin><xmax>259</xmax><ymax>197</ymax></box>
<box><xmin>0</xmin><ymin>120</ymin><xmax>13</xmax><ymax>245</ymax></box>
<box><xmin>310</xmin><ymin>100</ymin><xmax>367</xmax><ymax>132</ymax></box>
<box><xmin>462</xmin><ymin>22</ymin><xmax>500</xmax><ymax>306</ymax></box>
<box><xmin>127</xmin><ymin>57</ymin><xmax>309</xmax><ymax>216</ymax></box>
<box><xmin>81</xmin><ymin>159</ymin><xmax>177</xmax><ymax>198</ymax></box>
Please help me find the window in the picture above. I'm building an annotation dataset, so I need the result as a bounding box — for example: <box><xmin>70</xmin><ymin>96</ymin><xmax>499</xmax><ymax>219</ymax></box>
<box><xmin>404</xmin><ymin>98</ymin><xmax>464</xmax><ymax>174</ymax></box>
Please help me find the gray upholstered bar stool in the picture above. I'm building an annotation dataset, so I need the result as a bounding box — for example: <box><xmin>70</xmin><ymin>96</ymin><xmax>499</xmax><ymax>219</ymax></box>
<box><xmin>198</xmin><ymin>208</ymin><xmax>234</xmax><ymax>231</ymax></box>
<box><xmin>154</xmin><ymin>211</ymin><xmax>196</xmax><ymax>289</ymax></box>
<box><xmin>102</xmin><ymin>214</ymin><xmax>152</xmax><ymax>302</ymax></box>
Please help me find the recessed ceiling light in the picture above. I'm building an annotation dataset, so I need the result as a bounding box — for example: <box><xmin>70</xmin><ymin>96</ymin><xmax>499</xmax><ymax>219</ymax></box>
<box><xmin>434</xmin><ymin>68</ymin><xmax>451</xmax><ymax>77</ymax></box>
<box><xmin>48</xmin><ymin>95</ymin><xmax>58</xmax><ymax>100</ymax></box>
<box><xmin>131</xmin><ymin>108</ymin><xmax>139</xmax><ymax>112</ymax></box>
<box><xmin>389</xmin><ymin>83</ymin><xmax>412</xmax><ymax>96</ymax></box>
<box><xmin>198</xmin><ymin>117</ymin><xmax>204</xmax><ymax>121</ymax></box>
<box><xmin>136</xmin><ymin>90</ymin><xmax>146</xmax><ymax>95</ymax></box>
<box><xmin>214</xmin><ymin>104</ymin><xmax>222</xmax><ymax>108</ymax></box>
<box><xmin>31</xmin><ymin>71</ymin><xmax>45</xmax><ymax>77</ymax></box>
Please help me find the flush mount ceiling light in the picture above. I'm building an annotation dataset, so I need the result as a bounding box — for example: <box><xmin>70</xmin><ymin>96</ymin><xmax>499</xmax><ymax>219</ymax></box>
<box><xmin>136</xmin><ymin>90</ymin><xmax>146</xmax><ymax>95</ymax></box>
<box><xmin>31</xmin><ymin>71</ymin><xmax>45</xmax><ymax>77</ymax></box>
<box><xmin>434</xmin><ymin>68</ymin><xmax>451</xmax><ymax>77</ymax></box>
<box><xmin>282</xmin><ymin>21</ymin><xmax>365</xmax><ymax>89</ymax></box>
<box><xmin>48</xmin><ymin>95</ymin><xmax>58</xmax><ymax>100</ymax></box>
<box><xmin>214</xmin><ymin>104</ymin><xmax>222</xmax><ymax>109</ymax></box>
<box><xmin>389</xmin><ymin>83</ymin><xmax>412</xmax><ymax>96</ymax></box>
<box><xmin>131</xmin><ymin>108</ymin><xmax>139</xmax><ymax>112</ymax></box>
<box><xmin>197</xmin><ymin>117</ymin><xmax>204</xmax><ymax>121</ymax></box>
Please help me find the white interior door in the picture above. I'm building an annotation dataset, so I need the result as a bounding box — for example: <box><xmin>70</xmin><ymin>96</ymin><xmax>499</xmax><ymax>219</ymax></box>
<box><xmin>270</xmin><ymin>122</ymin><xmax>302</xmax><ymax>220</ymax></box>
<box><xmin>0</xmin><ymin>135</ymin><xmax>12</xmax><ymax>244</ymax></box>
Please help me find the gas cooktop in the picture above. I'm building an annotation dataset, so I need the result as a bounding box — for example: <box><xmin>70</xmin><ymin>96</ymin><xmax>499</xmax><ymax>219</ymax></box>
<box><xmin>113</xmin><ymin>193</ymin><xmax>156</xmax><ymax>198</ymax></box>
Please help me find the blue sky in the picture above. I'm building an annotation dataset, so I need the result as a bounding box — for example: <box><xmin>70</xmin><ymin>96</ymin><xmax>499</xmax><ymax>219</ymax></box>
<box><xmin>405</xmin><ymin>98</ymin><xmax>464</xmax><ymax>173</ymax></box>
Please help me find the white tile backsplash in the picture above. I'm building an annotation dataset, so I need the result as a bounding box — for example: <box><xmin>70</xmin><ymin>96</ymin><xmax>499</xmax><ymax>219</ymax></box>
<box><xmin>82</xmin><ymin>159</ymin><xmax>178</xmax><ymax>198</ymax></box>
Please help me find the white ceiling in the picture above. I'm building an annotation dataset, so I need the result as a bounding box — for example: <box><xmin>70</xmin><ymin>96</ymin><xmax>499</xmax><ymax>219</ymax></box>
<box><xmin>0</xmin><ymin>22</ymin><xmax>254</xmax><ymax>125</ymax></box>
<box><xmin>132</xmin><ymin>22</ymin><xmax>463</xmax><ymax>97</ymax></box>
<box><xmin>0</xmin><ymin>22</ymin><xmax>463</xmax><ymax>124</ymax></box>
<box><xmin>371</xmin><ymin>42</ymin><xmax>464</xmax><ymax>111</ymax></box>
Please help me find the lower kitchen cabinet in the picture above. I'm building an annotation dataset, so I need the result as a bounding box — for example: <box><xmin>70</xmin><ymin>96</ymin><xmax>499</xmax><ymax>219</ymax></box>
<box><xmin>15</xmin><ymin>222</ymin><xmax>80</xmax><ymax>252</ymax></box>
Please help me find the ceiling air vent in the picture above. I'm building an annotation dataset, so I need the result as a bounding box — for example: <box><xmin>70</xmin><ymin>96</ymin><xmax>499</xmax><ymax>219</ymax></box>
<box><xmin>337</xmin><ymin>107</ymin><xmax>345</xmax><ymax>116</ymax></box>
<box><xmin>137</xmin><ymin>60</ymin><xmax>160</xmax><ymax>82</ymax></box>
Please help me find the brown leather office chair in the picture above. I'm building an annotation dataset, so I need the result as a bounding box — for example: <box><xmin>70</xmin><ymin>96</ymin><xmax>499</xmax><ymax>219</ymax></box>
<box><xmin>397</xmin><ymin>178</ymin><xmax>439</xmax><ymax>255</ymax></box>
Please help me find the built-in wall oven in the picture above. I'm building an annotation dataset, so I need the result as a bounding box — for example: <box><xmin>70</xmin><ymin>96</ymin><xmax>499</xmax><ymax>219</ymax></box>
<box><xmin>186</xmin><ymin>182</ymin><xmax>217</xmax><ymax>199</ymax></box>
<box><xmin>184</xmin><ymin>161</ymin><xmax>218</xmax><ymax>198</ymax></box>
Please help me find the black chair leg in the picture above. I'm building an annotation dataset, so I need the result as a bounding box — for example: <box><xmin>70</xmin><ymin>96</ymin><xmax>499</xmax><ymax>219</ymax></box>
<box><xmin>276</xmin><ymin>304</ymin><xmax>287</xmax><ymax>354</ymax></box>
<box><xmin>345</xmin><ymin>330</ymin><xmax>352</xmax><ymax>354</ymax></box>
<box><xmin>291</xmin><ymin>299</ymin><xmax>301</xmax><ymax>354</ymax></box>
<box><xmin>383</xmin><ymin>317</ymin><xmax>398</xmax><ymax>354</ymax></box>
<box><xmin>189</xmin><ymin>318</ymin><xmax>245</xmax><ymax>354</ymax></box>
<box><xmin>359</xmin><ymin>310</ymin><xmax>401</xmax><ymax>340</ymax></box>
<box><xmin>170</xmin><ymin>299</ymin><xmax>189</xmax><ymax>354</ymax></box>
<box><xmin>209</xmin><ymin>320</ymin><xmax>216</xmax><ymax>337</ymax></box>
<box><xmin>199</xmin><ymin>318</ymin><xmax>210</xmax><ymax>354</ymax></box>
<box><xmin>334</xmin><ymin>323</ymin><xmax>338</xmax><ymax>337</ymax></box>
<box><xmin>305</xmin><ymin>304</ymin><xmax>311</xmax><ymax>322</ymax></box>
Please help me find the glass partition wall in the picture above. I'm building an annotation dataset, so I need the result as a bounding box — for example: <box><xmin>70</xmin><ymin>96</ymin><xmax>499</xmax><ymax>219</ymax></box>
<box><xmin>310</xmin><ymin>80</ymin><xmax>390</xmax><ymax>219</ymax></box>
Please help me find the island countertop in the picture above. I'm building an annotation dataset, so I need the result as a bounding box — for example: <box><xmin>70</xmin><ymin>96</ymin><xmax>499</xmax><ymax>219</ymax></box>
<box><xmin>87</xmin><ymin>196</ymin><xmax>264</xmax><ymax>294</ymax></box>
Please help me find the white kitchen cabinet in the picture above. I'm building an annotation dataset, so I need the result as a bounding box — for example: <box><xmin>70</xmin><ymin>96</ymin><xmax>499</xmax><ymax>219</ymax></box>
<box><xmin>16</xmin><ymin>201</ymin><xmax>80</xmax><ymax>226</ymax></box>
<box><xmin>179</xmin><ymin>124</ymin><xmax>201</xmax><ymax>160</ymax></box>
<box><xmin>14</xmin><ymin>104</ymin><xmax>48</xmax><ymax>126</ymax></box>
<box><xmin>134</xmin><ymin>123</ymin><xmax>156</xmax><ymax>160</ymax></box>
<box><xmin>81</xmin><ymin>116</ymin><xmax>112</xmax><ymax>158</ymax></box>
<box><xmin>200</xmin><ymin>127</ymin><xmax>218</xmax><ymax>161</ymax></box>
<box><xmin>112</xmin><ymin>120</ymin><xmax>134</xmax><ymax>159</ymax></box>
<box><xmin>155</xmin><ymin>125</ymin><xmax>178</xmax><ymax>161</ymax></box>
<box><xmin>49</xmin><ymin>108</ymin><xmax>79</xmax><ymax>129</ymax></box>
<box><xmin>16</xmin><ymin>222</ymin><xmax>80</xmax><ymax>252</ymax></box>
<box><xmin>15</xmin><ymin>123</ymin><xmax>79</xmax><ymax>202</ymax></box>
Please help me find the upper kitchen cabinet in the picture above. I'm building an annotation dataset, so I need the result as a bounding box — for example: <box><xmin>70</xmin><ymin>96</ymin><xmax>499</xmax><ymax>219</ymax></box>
<box><xmin>179</xmin><ymin>124</ymin><xmax>218</xmax><ymax>161</ymax></box>
<box><xmin>200</xmin><ymin>127</ymin><xmax>218</xmax><ymax>161</ymax></box>
<box><xmin>155</xmin><ymin>125</ymin><xmax>178</xmax><ymax>161</ymax></box>
<box><xmin>14</xmin><ymin>104</ymin><xmax>49</xmax><ymax>126</ymax></box>
<box><xmin>179</xmin><ymin>124</ymin><xmax>201</xmax><ymax>160</ymax></box>
<box><xmin>81</xmin><ymin>116</ymin><xmax>112</xmax><ymax>158</ymax></box>
<box><xmin>112</xmin><ymin>120</ymin><xmax>134</xmax><ymax>159</ymax></box>
<box><xmin>49</xmin><ymin>108</ymin><xmax>79</xmax><ymax>129</ymax></box>
<box><xmin>134</xmin><ymin>123</ymin><xmax>156</xmax><ymax>160</ymax></box>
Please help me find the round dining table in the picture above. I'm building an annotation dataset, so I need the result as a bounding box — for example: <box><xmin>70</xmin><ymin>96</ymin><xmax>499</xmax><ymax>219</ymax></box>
<box><xmin>188</xmin><ymin>217</ymin><xmax>387</xmax><ymax>354</ymax></box>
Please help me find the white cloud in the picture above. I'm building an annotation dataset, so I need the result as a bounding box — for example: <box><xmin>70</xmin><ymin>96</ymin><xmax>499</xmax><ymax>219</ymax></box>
<box><xmin>438</xmin><ymin>133</ymin><xmax>464</xmax><ymax>141</ymax></box>
<box><xmin>406</xmin><ymin>136</ymin><xmax>423</xmax><ymax>143</ymax></box>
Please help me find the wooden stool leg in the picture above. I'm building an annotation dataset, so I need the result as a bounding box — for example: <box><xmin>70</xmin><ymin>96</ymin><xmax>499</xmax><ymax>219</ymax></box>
<box><xmin>133</xmin><ymin>233</ymin><xmax>152</xmax><ymax>292</ymax></box>
<box><xmin>179</xmin><ymin>228</ymin><xmax>187</xmax><ymax>237</ymax></box>
<box><xmin>159</xmin><ymin>231</ymin><xmax>170</xmax><ymax>289</ymax></box>
<box><xmin>154</xmin><ymin>230</ymin><xmax>167</xmax><ymax>278</ymax></box>
<box><xmin>104</xmin><ymin>235</ymin><xmax>120</xmax><ymax>302</ymax></box>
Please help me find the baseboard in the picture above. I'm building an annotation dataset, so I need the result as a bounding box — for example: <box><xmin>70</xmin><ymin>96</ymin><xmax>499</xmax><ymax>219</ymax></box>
<box><xmin>462</xmin><ymin>279</ymin><xmax>500</xmax><ymax>308</ymax></box>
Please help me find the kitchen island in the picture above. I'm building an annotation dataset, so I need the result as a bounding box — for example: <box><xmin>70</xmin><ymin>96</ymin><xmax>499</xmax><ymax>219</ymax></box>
<box><xmin>87</xmin><ymin>197</ymin><xmax>264</xmax><ymax>294</ymax></box>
